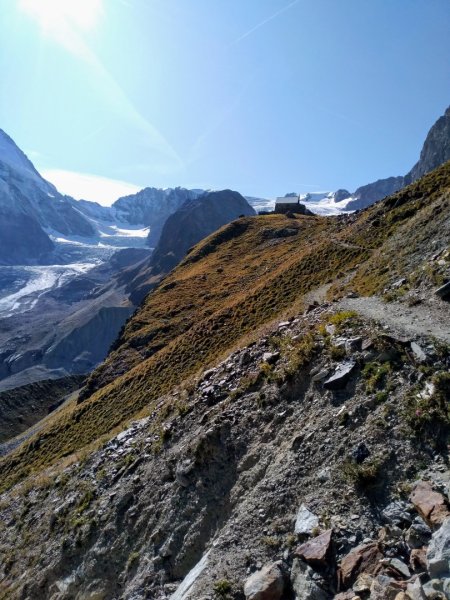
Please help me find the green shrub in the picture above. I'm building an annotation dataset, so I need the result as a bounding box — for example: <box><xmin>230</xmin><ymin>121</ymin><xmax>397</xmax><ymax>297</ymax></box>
<box><xmin>213</xmin><ymin>579</ymin><xmax>232</xmax><ymax>598</ymax></box>
<box><xmin>330</xmin><ymin>345</ymin><xmax>346</xmax><ymax>360</ymax></box>
<box><xmin>404</xmin><ymin>372</ymin><xmax>450</xmax><ymax>447</ymax></box>
<box><xmin>362</xmin><ymin>362</ymin><xmax>391</xmax><ymax>393</ymax></box>
<box><xmin>342</xmin><ymin>457</ymin><xmax>383</xmax><ymax>489</ymax></box>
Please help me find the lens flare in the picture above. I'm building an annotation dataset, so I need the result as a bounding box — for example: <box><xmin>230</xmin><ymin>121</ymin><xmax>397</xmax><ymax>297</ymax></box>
<box><xmin>19</xmin><ymin>0</ymin><xmax>103</xmax><ymax>33</ymax></box>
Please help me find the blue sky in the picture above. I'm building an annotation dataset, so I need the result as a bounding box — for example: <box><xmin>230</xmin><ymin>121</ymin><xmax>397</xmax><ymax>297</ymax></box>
<box><xmin>1</xmin><ymin>0</ymin><xmax>449</xmax><ymax>203</ymax></box>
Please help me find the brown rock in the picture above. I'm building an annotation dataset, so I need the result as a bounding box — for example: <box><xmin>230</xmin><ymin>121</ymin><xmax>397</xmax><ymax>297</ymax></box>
<box><xmin>334</xmin><ymin>593</ymin><xmax>360</xmax><ymax>600</ymax></box>
<box><xmin>338</xmin><ymin>542</ymin><xmax>383</xmax><ymax>588</ymax></box>
<box><xmin>352</xmin><ymin>572</ymin><xmax>373</xmax><ymax>593</ymax></box>
<box><xmin>294</xmin><ymin>529</ymin><xmax>332</xmax><ymax>568</ymax></box>
<box><xmin>370</xmin><ymin>574</ymin><xmax>406</xmax><ymax>600</ymax></box>
<box><xmin>410</xmin><ymin>481</ymin><xmax>450</xmax><ymax>528</ymax></box>
<box><xmin>243</xmin><ymin>561</ymin><xmax>285</xmax><ymax>600</ymax></box>
<box><xmin>409</xmin><ymin>547</ymin><xmax>427</xmax><ymax>572</ymax></box>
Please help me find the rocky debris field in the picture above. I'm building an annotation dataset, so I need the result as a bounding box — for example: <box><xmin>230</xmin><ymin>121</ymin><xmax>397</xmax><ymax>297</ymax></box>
<box><xmin>0</xmin><ymin>298</ymin><xmax>449</xmax><ymax>599</ymax></box>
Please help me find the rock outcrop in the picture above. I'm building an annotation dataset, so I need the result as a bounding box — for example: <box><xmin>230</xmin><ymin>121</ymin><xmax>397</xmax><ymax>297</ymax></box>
<box><xmin>405</xmin><ymin>106</ymin><xmax>450</xmax><ymax>185</ymax></box>
<box><xmin>346</xmin><ymin>176</ymin><xmax>405</xmax><ymax>211</ymax></box>
<box><xmin>125</xmin><ymin>189</ymin><xmax>255</xmax><ymax>303</ymax></box>
<box><xmin>339</xmin><ymin>105</ymin><xmax>450</xmax><ymax>211</ymax></box>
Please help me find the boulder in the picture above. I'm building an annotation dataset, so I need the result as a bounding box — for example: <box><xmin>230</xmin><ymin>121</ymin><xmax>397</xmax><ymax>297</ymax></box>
<box><xmin>410</xmin><ymin>342</ymin><xmax>428</xmax><ymax>364</ymax></box>
<box><xmin>422</xmin><ymin>578</ymin><xmax>448</xmax><ymax>598</ymax></box>
<box><xmin>406</xmin><ymin>578</ymin><xmax>427</xmax><ymax>600</ymax></box>
<box><xmin>410</xmin><ymin>481</ymin><xmax>450</xmax><ymax>528</ymax></box>
<box><xmin>381</xmin><ymin>501</ymin><xmax>414</xmax><ymax>526</ymax></box>
<box><xmin>409</xmin><ymin>548</ymin><xmax>427</xmax><ymax>572</ymax></box>
<box><xmin>435</xmin><ymin>281</ymin><xmax>450</xmax><ymax>300</ymax></box>
<box><xmin>352</xmin><ymin>572</ymin><xmax>373</xmax><ymax>593</ymax></box>
<box><xmin>290</xmin><ymin>558</ymin><xmax>328</xmax><ymax>600</ymax></box>
<box><xmin>262</xmin><ymin>352</ymin><xmax>280</xmax><ymax>365</ymax></box>
<box><xmin>345</xmin><ymin>337</ymin><xmax>363</xmax><ymax>352</ymax></box>
<box><xmin>243</xmin><ymin>561</ymin><xmax>285</xmax><ymax>600</ymax></box>
<box><xmin>351</xmin><ymin>442</ymin><xmax>370</xmax><ymax>464</ymax></box>
<box><xmin>294</xmin><ymin>504</ymin><xmax>319</xmax><ymax>536</ymax></box>
<box><xmin>406</xmin><ymin>519</ymin><xmax>432</xmax><ymax>549</ymax></box>
<box><xmin>426</xmin><ymin>516</ymin><xmax>450</xmax><ymax>578</ymax></box>
<box><xmin>339</xmin><ymin>542</ymin><xmax>383</xmax><ymax>587</ymax></box>
<box><xmin>369</xmin><ymin>574</ymin><xmax>406</xmax><ymax>600</ymax></box>
<box><xmin>294</xmin><ymin>529</ymin><xmax>333</xmax><ymax>568</ymax></box>
<box><xmin>323</xmin><ymin>362</ymin><xmax>356</xmax><ymax>391</ymax></box>
<box><xmin>381</xmin><ymin>557</ymin><xmax>411</xmax><ymax>578</ymax></box>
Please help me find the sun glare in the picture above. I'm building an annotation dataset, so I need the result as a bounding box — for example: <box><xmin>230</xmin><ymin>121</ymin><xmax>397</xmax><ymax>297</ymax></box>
<box><xmin>19</xmin><ymin>0</ymin><xmax>103</xmax><ymax>33</ymax></box>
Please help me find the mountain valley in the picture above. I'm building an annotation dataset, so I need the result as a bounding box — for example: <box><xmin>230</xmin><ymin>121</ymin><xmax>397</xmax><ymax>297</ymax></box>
<box><xmin>0</xmin><ymin>152</ymin><xmax>449</xmax><ymax>599</ymax></box>
<box><xmin>0</xmin><ymin>101</ymin><xmax>450</xmax><ymax>600</ymax></box>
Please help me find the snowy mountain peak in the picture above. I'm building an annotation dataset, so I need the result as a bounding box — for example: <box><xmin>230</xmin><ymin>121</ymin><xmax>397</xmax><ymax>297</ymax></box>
<box><xmin>0</xmin><ymin>129</ymin><xmax>55</xmax><ymax>194</ymax></box>
<box><xmin>0</xmin><ymin>129</ymin><xmax>38</xmax><ymax>177</ymax></box>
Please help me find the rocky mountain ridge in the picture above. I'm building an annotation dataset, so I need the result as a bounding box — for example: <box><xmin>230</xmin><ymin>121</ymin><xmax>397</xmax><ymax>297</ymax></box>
<box><xmin>0</xmin><ymin>160</ymin><xmax>449</xmax><ymax>598</ymax></box>
<box><xmin>342</xmin><ymin>105</ymin><xmax>450</xmax><ymax>210</ymax></box>
<box><xmin>125</xmin><ymin>190</ymin><xmax>256</xmax><ymax>304</ymax></box>
<box><xmin>0</xmin><ymin>190</ymin><xmax>255</xmax><ymax>446</ymax></box>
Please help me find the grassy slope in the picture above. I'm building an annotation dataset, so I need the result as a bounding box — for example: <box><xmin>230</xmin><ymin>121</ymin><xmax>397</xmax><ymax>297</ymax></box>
<box><xmin>1</xmin><ymin>162</ymin><xmax>449</xmax><ymax>492</ymax></box>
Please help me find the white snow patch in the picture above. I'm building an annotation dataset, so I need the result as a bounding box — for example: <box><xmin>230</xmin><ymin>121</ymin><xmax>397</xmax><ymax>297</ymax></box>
<box><xmin>0</xmin><ymin>263</ymin><xmax>96</xmax><ymax>317</ymax></box>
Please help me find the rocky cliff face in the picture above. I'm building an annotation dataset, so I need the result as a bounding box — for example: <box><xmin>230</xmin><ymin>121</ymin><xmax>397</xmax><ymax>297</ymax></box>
<box><xmin>150</xmin><ymin>189</ymin><xmax>256</xmax><ymax>273</ymax></box>
<box><xmin>405</xmin><ymin>106</ymin><xmax>450</xmax><ymax>185</ymax></box>
<box><xmin>124</xmin><ymin>189</ymin><xmax>256</xmax><ymax>304</ymax></box>
<box><xmin>113</xmin><ymin>187</ymin><xmax>203</xmax><ymax>246</ymax></box>
<box><xmin>341</xmin><ymin>105</ymin><xmax>450</xmax><ymax>211</ymax></box>
<box><xmin>0</xmin><ymin>131</ymin><xmax>97</xmax><ymax>264</ymax></box>
<box><xmin>345</xmin><ymin>176</ymin><xmax>405</xmax><ymax>211</ymax></box>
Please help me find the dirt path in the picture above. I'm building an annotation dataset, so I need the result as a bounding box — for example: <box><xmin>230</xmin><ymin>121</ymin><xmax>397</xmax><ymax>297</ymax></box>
<box><xmin>337</xmin><ymin>296</ymin><xmax>450</xmax><ymax>343</ymax></box>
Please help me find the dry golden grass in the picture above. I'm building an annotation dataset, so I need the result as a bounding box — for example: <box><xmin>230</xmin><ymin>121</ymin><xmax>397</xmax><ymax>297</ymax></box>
<box><xmin>1</xmin><ymin>161</ymin><xmax>450</xmax><ymax>492</ymax></box>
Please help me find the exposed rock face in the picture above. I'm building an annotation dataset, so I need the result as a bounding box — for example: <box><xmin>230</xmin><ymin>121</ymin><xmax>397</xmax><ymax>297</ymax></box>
<box><xmin>150</xmin><ymin>190</ymin><xmax>255</xmax><ymax>273</ymax></box>
<box><xmin>426</xmin><ymin>518</ymin><xmax>450</xmax><ymax>578</ymax></box>
<box><xmin>345</xmin><ymin>176</ymin><xmax>405</xmax><ymax>211</ymax></box>
<box><xmin>0</xmin><ymin>130</ymin><xmax>96</xmax><ymax>264</ymax></box>
<box><xmin>405</xmin><ymin>106</ymin><xmax>450</xmax><ymax>185</ymax></box>
<box><xmin>113</xmin><ymin>186</ymin><xmax>203</xmax><ymax>246</ymax></box>
<box><xmin>43</xmin><ymin>305</ymin><xmax>135</xmax><ymax>373</ymax></box>
<box><xmin>243</xmin><ymin>561</ymin><xmax>285</xmax><ymax>600</ymax></box>
<box><xmin>0</xmin><ymin>375</ymin><xmax>84</xmax><ymax>446</ymax></box>
<box><xmin>125</xmin><ymin>189</ymin><xmax>255</xmax><ymax>303</ymax></box>
<box><xmin>0</xmin><ymin>207</ymin><xmax>54</xmax><ymax>264</ymax></box>
<box><xmin>331</xmin><ymin>189</ymin><xmax>352</xmax><ymax>202</ymax></box>
<box><xmin>341</xmin><ymin>105</ymin><xmax>450</xmax><ymax>211</ymax></box>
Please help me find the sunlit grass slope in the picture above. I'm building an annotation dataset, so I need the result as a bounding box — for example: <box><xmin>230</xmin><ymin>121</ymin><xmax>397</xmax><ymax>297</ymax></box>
<box><xmin>1</xmin><ymin>161</ymin><xmax>449</xmax><ymax>492</ymax></box>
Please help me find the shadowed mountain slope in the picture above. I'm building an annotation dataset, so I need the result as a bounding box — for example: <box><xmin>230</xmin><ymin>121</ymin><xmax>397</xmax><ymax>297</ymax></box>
<box><xmin>122</xmin><ymin>189</ymin><xmax>256</xmax><ymax>304</ymax></box>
